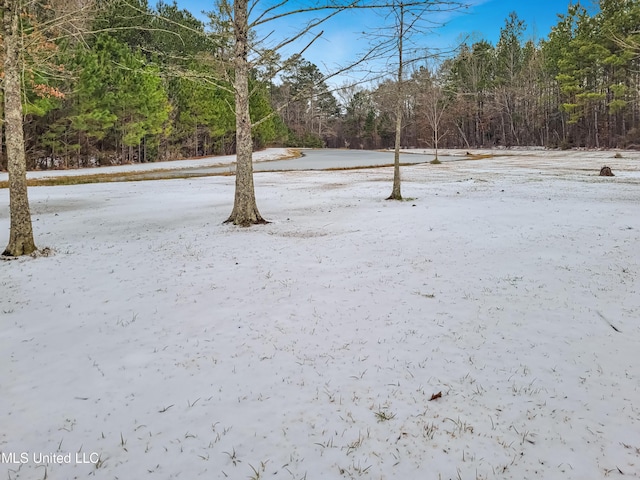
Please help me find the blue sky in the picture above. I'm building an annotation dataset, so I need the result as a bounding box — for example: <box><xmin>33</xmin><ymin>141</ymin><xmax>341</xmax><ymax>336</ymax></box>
<box><xmin>174</xmin><ymin>0</ymin><xmax>595</xmax><ymax>43</ymax></box>
<box><xmin>173</xmin><ymin>0</ymin><xmax>596</xmax><ymax>79</ymax></box>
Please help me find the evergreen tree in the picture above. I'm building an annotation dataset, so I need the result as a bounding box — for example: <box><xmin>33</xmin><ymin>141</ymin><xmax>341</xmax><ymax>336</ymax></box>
<box><xmin>69</xmin><ymin>35</ymin><xmax>171</xmax><ymax>164</ymax></box>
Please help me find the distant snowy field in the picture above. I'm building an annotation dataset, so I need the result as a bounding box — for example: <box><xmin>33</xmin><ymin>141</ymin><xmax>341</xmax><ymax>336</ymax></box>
<box><xmin>0</xmin><ymin>148</ymin><xmax>294</xmax><ymax>180</ymax></box>
<box><xmin>1</xmin><ymin>151</ymin><xmax>639</xmax><ymax>479</ymax></box>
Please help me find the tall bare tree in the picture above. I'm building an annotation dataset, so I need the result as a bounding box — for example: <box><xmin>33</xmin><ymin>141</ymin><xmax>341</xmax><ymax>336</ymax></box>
<box><xmin>221</xmin><ymin>0</ymin><xmax>366</xmax><ymax>226</ymax></box>
<box><xmin>363</xmin><ymin>0</ymin><xmax>465</xmax><ymax>201</ymax></box>
<box><xmin>416</xmin><ymin>66</ymin><xmax>449</xmax><ymax>161</ymax></box>
<box><xmin>2</xmin><ymin>0</ymin><xmax>94</xmax><ymax>256</ymax></box>
<box><xmin>225</xmin><ymin>0</ymin><xmax>265</xmax><ymax>225</ymax></box>
<box><xmin>2</xmin><ymin>0</ymin><xmax>36</xmax><ymax>256</ymax></box>
<box><xmin>387</xmin><ymin>2</ymin><xmax>405</xmax><ymax>200</ymax></box>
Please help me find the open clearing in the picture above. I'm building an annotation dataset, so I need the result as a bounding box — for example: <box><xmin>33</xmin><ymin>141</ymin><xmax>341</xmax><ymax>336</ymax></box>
<box><xmin>1</xmin><ymin>152</ymin><xmax>639</xmax><ymax>479</ymax></box>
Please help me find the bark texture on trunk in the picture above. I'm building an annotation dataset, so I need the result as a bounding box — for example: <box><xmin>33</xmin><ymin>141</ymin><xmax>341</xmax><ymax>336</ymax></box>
<box><xmin>387</xmin><ymin>95</ymin><xmax>402</xmax><ymax>200</ymax></box>
<box><xmin>387</xmin><ymin>4</ymin><xmax>403</xmax><ymax>201</ymax></box>
<box><xmin>2</xmin><ymin>0</ymin><xmax>37</xmax><ymax>256</ymax></box>
<box><xmin>224</xmin><ymin>0</ymin><xmax>267</xmax><ymax>226</ymax></box>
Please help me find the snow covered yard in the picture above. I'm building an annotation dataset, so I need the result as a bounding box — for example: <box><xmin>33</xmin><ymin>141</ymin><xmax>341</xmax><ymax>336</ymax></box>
<box><xmin>1</xmin><ymin>153</ymin><xmax>639</xmax><ymax>479</ymax></box>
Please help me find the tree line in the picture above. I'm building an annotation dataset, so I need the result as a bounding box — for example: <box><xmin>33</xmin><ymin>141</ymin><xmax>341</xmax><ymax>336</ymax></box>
<box><xmin>3</xmin><ymin>0</ymin><xmax>638</xmax><ymax>173</ymax></box>
<box><xmin>332</xmin><ymin>1</ymin><xmax>640</xmax><ymax>151</ymax></box>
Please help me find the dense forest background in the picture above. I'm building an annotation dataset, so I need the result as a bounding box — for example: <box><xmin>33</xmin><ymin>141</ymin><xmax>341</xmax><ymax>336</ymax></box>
<box><xmin>1</xmin><ymin>0</ymin><xmax>640</xmax><ymax>170</ymax></box>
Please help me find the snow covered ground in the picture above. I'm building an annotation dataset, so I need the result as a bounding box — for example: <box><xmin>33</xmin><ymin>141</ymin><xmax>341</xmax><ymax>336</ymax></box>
<box><xmin>0</xmin><ymin>148</ymin><xmax>294</xmax><ymax>180</ymax></box>
<box><xmin>1</xmin><ymin>151</ymin><xmax>639</xmax><ymax>479</ymax></box>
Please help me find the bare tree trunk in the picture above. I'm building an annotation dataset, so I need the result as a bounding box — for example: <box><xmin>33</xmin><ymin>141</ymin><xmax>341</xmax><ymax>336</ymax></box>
<box><xmin>194</xmin><ymin>125</ymin><xmax>198</xmax><ymax>157</ymax></box>
<box><xmin>434</xmin><ymin>119</ymin><xmax>439</xmax><ymax>160</ymax></box>
<box><xmin>2</xmin><ymin>0</ymin><xmax>37</xmax><ymax>256</ymax></box>
<box><xmin>500</xmin><ymin>112</ymin><xmax>507</xmax><ymax>146</ymax></box>
<box><xmin>387</xmin><ymin>3</ymin><xmax>403</xmax><ymax>201</ymax></box>
<box><xmin>225</xmin><ymin>0</ymin><xmax>266</xmax><ymax>226</ymax></box>
<box><xmin>594</xmin><ymin>108</ymin><xmax>600</xmax><ymax>149</ymax></box>
<box><xmin>387</xmin><ymin>89</ymin><xmax>403</xmax><ymax>199</ymax></box>
<box><xmin>0</xmin><ymin>118</ymin><xmax>4</xmax><ymax>170</ymax></box>
<box><xmin>455</xmin><ymin>121</ymin><xmax>470</xmax><ymax>149</ymax></box>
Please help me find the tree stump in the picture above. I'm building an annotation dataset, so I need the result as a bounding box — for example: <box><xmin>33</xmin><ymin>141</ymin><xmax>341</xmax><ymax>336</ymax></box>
<box><xmin>599</xmin><ymin>166</ymin><xmax>614</xmax><ymax>176</ymax></box>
